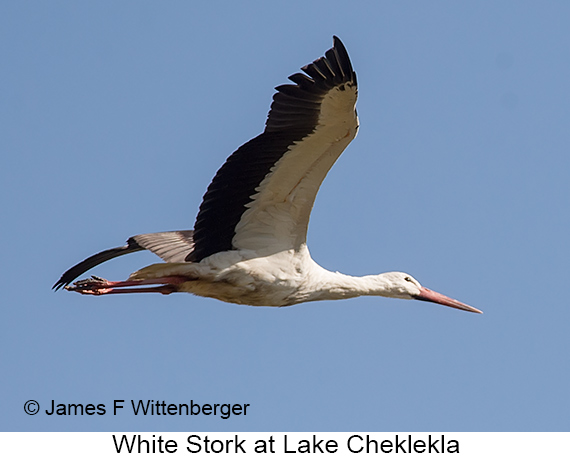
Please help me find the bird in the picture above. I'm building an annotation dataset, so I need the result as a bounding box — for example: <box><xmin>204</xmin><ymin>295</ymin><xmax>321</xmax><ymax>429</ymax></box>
<box><xmin>54</xmin><ymin>36</ymin><xmax>481</xmax><ymax>314</ymax></box>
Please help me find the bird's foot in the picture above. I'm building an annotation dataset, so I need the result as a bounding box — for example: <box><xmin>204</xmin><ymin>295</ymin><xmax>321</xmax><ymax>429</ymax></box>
<box><xmin>66</xmin><ymin>276</ymin><xmax>115</xmax><ymax>295</ymax></box>
<box><xmin>65</xmin><ymin>275</ymin><xmax>186</xmax><ymax>295</ymax></box>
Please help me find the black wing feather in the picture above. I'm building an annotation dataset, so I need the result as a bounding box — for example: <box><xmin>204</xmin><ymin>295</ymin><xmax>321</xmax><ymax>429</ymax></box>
<box><xmin>53</xmin><ymin>238</ymin><xmax>144</xmax><ymax>290</ymax></box>
<box><xmin>189</xmin><ymin>36</ymin><xmax>356</xmax><ymax>262</ymax></box>
<box><xmin>53</xmin><ymin>230</ymin><xmax>195</xmax><ymax>290</ymax></box>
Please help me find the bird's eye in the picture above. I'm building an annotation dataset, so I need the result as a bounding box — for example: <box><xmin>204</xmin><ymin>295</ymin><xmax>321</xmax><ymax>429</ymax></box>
<box><xmin>404</xmin><ymin>276</ymin><xmax>413</xmax><ymax>282</ymax></box>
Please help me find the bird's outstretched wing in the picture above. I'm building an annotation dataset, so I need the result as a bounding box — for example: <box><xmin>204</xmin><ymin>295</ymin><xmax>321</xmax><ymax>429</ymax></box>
<box><xmin>189</xmin><ymin>36</ymin><xmax>358</xmax><ymax>262</ymax></box>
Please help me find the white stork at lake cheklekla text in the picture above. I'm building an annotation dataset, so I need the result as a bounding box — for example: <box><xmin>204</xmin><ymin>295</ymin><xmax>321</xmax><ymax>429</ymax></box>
<box><xmin>54</xmin><ymin>37</ymin><xmax>481</xmax><ymax>314</ymax></box>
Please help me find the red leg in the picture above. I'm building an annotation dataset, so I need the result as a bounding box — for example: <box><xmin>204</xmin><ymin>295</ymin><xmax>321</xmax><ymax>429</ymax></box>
<box><xmin>66</xmin><ymin>275</ymin><xmax>188</xmax><ymax>295</ymax></box>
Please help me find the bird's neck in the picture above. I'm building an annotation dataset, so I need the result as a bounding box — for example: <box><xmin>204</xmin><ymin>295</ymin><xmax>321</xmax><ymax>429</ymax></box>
<box><xmin>307</xmin><ymin>268</ymin><xmax>400</xmax><ymax>302</ymax></box>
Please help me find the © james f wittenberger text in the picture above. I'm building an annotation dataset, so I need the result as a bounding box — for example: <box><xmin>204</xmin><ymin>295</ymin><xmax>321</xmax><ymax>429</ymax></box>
<box><xmin>28</xmin><ymin>399</ymin><xmax>249</xmax><ymax>420</ymax></box>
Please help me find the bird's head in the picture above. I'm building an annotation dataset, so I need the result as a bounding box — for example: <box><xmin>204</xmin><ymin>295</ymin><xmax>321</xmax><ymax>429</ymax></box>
<box><xmin>381</xmin><ymin>272</ymin><xmax>482</xmax><ymax>313</ymax></box>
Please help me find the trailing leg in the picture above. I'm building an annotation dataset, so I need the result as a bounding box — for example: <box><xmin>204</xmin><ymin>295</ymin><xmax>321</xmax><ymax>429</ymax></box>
<box><xmin>65</xmin><ymin>275</ymin><xmax>188</xmax><ymax>295</ymax></box>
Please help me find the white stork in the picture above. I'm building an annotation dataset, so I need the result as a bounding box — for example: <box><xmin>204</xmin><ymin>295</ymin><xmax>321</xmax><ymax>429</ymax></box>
<box><xmin>54</xmin><ymin>37</ymin><xmax>481</xmax><ymax>314</ymax></box>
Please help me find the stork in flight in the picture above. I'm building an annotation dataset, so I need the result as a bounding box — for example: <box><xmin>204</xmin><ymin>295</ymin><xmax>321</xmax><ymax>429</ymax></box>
<box><xmin>54</xmin><ymin>37</ymin><xmax>481</xmax><ymax>314</ymax></box>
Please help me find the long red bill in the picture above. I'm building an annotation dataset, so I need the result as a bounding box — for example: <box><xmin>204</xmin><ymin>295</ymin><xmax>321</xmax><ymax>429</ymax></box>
<box><xmin>416</xmin><ymin>287</ymin><xmax>482</xmax><ymax>314</ymax></box>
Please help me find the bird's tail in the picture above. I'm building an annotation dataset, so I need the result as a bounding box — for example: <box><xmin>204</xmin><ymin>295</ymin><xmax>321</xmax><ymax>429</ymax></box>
<box><xmin>53</xmin><ymin>230</ymin><xmax>195</xmax><ymax>290</ymax></box>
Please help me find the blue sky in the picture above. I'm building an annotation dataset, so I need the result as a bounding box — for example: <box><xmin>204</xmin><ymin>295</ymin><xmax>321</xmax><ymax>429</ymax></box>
<box><xmin>2</xmin><ymin>1</ymin><xmax>569</xmax><ymax>432</ymax></box>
